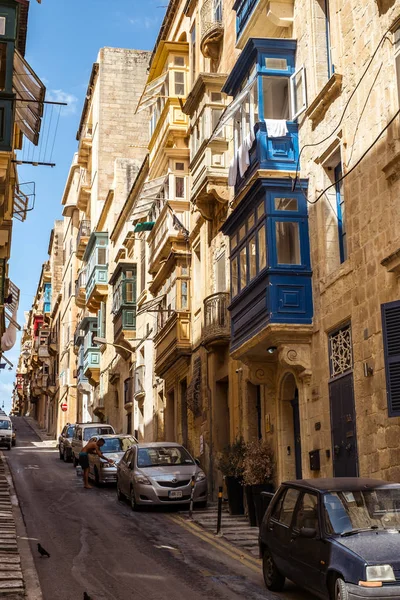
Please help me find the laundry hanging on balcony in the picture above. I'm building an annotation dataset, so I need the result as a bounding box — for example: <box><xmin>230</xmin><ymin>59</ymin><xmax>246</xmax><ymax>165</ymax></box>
<box><xmin>264</xmin><ymin>119</ymin><xmax>289</xmax><ymax>138</ymax></box>
<box><xmin>13</xmin><ymin>50</ymin><xmax>45</xmax><ymax>145</ymax></box>
<box><xmin>1</xmin><ymin>282</ymin><xmax>20</xmax><ymax>352</ymax></box>
<box><xmin>209</xmin><ymin>75</ymin><xmax>256</xmax><ymax>142</ymax></box>
<box><xmin>130</xmin><ymin>175</ymin><xmax>168</xmax><ymax>222</ymax></box>
<box><xmin>135</xmin><ymin>71</ymin><xmax>169</xmax><ymax>114</ymax></box>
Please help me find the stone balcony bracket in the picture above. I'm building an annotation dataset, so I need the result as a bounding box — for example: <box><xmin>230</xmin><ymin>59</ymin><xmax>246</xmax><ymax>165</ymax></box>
<box><xmin>381</xmin><ymin>247</ymin><xmax>400</xmax><ymax>276</ymax></box>
<box><xmin>305</xmin><ymin>73</ymin><xmax>343</xmax><ymax>129</ymax></box>
<box><xmin>266</xmin><ymin>0</ymin><xmax>294</xmax><ymax>28</ymax></box>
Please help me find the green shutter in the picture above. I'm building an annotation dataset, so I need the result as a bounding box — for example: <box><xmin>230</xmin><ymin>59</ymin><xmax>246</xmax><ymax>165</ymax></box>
<box><xmin>382</xmin><ymin>300</ymin><xmax>400</xmax><ymax>417</ymax></box>
<box><xmin>123</xmin><ymin>309</ymin><xmax>136</xmax><ymax>330</ymax></box>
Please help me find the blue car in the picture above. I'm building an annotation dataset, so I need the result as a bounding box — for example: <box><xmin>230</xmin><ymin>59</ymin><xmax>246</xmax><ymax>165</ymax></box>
<box><xmin>259</xmin><ymin>478</ymin><xmax>400</xmax><ymax>599</ymax></box>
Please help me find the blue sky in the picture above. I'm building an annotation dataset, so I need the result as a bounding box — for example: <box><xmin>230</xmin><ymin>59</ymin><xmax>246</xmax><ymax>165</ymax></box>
<box><xmin>1</xmin><ymin>0</ymin><xmax>166</xmax><ymax>412</ymax></box>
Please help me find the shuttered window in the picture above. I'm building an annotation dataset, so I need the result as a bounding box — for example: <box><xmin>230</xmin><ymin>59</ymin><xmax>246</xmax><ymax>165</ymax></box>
<box><xmin>382</xmin><ymin>301</ymin><xmax>400</xmax><ymax>417</ymax></box>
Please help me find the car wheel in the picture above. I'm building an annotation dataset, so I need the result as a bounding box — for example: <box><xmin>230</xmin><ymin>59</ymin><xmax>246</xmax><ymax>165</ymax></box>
<box><xmin>117</xmin><ymin>483</ymin><xmax>124</xmax><ymax>502</ymax></box>
<box><xmin>334</xmin><ymin>578</ymin><xmax>348</xmax><ymax>600</ymax></box>
<box><xmin>130</xmin><ymin>487</ymin><xmax>140</xmax><ymax>511</ymax></box>
<box><xmin>262</xmin><ymin>550</ymin><xmax>285</xmax><ymax>592</ymax></box>
<box><xmin>12</xmin><ymin>441</ymin><xmax>15</xmax><ymax>447</ymax></box>
<box><xmin>59</xmin><ymin>447</ymin><xmax>64</xmax><ymax>460</ymax></box>
<box><xmin>63</xmin><ymin>448</ymin><xmax>69</xmax><ymax>463</ymax></box>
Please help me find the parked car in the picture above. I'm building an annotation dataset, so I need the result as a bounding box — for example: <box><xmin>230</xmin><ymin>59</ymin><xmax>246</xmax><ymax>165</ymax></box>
<box><xmin>71</xmin><ymin>423</ymin><xmax>115</xmax><ymax>466</ymax></box>
<box><xmin>11</xmin><ymin>428</ymin><xmax>16</xmax><ymax>447</ymax></box>
<box><xmin>116</xmin><ymin>442</ymin><xmax>208</xmax><ymax>510</ymax></box>
<box><xmin>58</xmin><ymin>424</ymin><xmax>76</xmax><ymax>462</ymax></box>
<box><xmin>0</xmin><ymin>415</ymin><xmax>13</xmax><ymax>450</ymax></box>
<box><xmin>259</xmin><ymin>478</ymin><xmax>400</xmax><ymax>600</ymax></box>
<box><xmin>88</xmin><ymin>434</ymin><xmax>137</xmax><ymax>485</ymax></box>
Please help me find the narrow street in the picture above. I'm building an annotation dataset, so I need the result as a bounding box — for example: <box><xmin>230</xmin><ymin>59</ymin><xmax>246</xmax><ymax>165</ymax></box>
<box><xmin>6</xmin><ymin>417</ymin><xmax>311</xmax><ymax>600</ymax></box>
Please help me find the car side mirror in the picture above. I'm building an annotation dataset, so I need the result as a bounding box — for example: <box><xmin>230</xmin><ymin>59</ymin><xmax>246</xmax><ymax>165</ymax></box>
<box><xmin>195</xmin><ymin>458</ymin><xmax>200</xmax><ymax>466</ymax></box>
<box><xmin>299</xmin><ymin>527</ymin><xmax>317</xmax><ymax>539</ymax></box>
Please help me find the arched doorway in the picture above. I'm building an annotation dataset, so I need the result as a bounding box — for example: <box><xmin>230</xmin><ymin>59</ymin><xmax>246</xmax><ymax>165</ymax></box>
<box><xmin>280</xmin><ymin>373</ymin><xmax>302</xmax><ymax>480</ymax></box>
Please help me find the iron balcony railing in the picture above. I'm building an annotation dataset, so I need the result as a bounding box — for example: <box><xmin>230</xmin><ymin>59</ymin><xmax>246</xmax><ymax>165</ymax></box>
<box><xmin>201</xmin><ymin>0</ymin><xmax>223</xmax><ymax>43</ymax></box>
<box><xmin>76</xmin><ymin>220</ymin><xmax>91</xmax><ymax>250</ymax></box>
<box><xmin>203</xmin><ymin>292</ymin><xmax>230</xmax><ymax>342</ymax></box>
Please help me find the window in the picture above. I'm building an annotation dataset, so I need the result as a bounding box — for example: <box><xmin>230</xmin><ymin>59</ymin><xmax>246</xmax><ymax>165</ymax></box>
<box><xmin>214</xmin><ymin>0</ymin><xmax>222</xmax><ymax>22</ymax></box>
<box><xmin>323</xmin><ymin>0</ymin><xmax>334</xmax><ymax>78</ymax></box>
<box><xmin>239</xmin><ymin>247</ymin><xmax>247</xmax><ymax>290</ymax></box>
<box><xmin>294</xmin><ymin>493</ymin><xmax>319</xmax><ymax>532</ymax></box>
<box><xmin>175</xmin><ymin>162</ymin><xmax>185</xmax><ymax>171</ymax></box>
<box><xmin>335</xmin><ymin>163</ymin><xmax>347</xmax><ymax>263</ymax></box>
<box><xmin>211</xmin><ymin>92</ymin><xmax>222</xmax><ymax>102</ymax></box>
<box><xmin>275</xmin><ymin>222</ymin><xmax>301</xmax><ymax>264</ymax></box>
<box><xmin>140</xmin><ymin>237</ymin><xmax>146</xmax><ymax>293</ymax></box>
<box><xmin>249</xmin><ymin>236</ymin><xmax>256</xmax><ymax>280</ymax></box>
<box><xmin>290</xmin><ymin>66</ymin><xmax>307</xmax><ymax>119</ymax></box>
<box><xmin>329</xmin><ymin>324</ymin><xmax>353</xmax><ymax>378</ymax></box>
<box><xmin>191</xmin><ymin>24</ymin><xmax>196</xmax><ymax>85</ymax></box>
<box><xmin>0</xmin><ymin>43</ymin><xmax>7</xmax><ymax>91</ymax></box>
<box><xmin>181</xmin><ymin>280</ymin><xmax>188</xmax><ymax>309</ymax></box>
<box><xmin>395</xmin><ymin>28</ymin><xmax>400</xmax><ymax>105</ymax></box>
<box><xmin>382</xmin><ymin>301</ymin><xmax>400</xmax><ymax>417</ymax></box>
<box><xmin>262</xmin><ymin>76</ymin><xmax>289</xmax><ymax>119</ymax></box>
<box><xmin>0</xmin><ymin>18</ymin><xmax>5</xmax><ymax>36</ymax></box>
<box><xmin>258</xmin><ymin>225</ymin><xmax>267</xmax><ymax>271</ymax></box>
<box><xmin>124</xmin><ymin>378</ymin><xmax>133</xmax><ymax>406</ymax></box>
<box><xmin>279</xmin><ymin>488</ymin><xmax>300</xmax><ymax>526</ymax></box>
<box><xmin>174</xmin><ymin>56</ymin><xmax>185</xmax><ymax>67</ymax></box>
<box><xmin>175</xmin><ymin>176</ymin><xmax>185</xmax><ymax>198</ymax></box>
<box><xmin>174</xmin><ymin>71</ymin><xmax>185</xmax><ymax>96</ymax></box>
<box><xmin>275</xmin><ymin>197</ymin><xmax>298</xmax><ymax>211</ymax></box>
<box><xmin>231</xmin><ymin>257</ymin><xmax>238</xmax><ymax>298</ymax></box>
<box><xmin>216</xmin><ymin>252</ymin><xmax>226</xmax><ymax>292</ymax></box>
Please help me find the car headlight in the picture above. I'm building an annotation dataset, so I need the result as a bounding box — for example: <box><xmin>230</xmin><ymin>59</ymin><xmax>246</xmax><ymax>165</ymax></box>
<box><xmin>134</xmin><ymin>474</ymin><xmax>151</xmax><ymax>485</ymax></box>
<box><xmin>196</xmin><ymin>470</ymin><xmax>206</xmax><ymax>482</ymax></box>
<box><xmin>366</xmin><ymin>565</ymin><xmax>395</xmax><ymax>582</ymax></box>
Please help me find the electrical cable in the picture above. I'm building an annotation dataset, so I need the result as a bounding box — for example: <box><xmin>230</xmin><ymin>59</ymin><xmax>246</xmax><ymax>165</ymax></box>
<box><xmin>308</xmin><ymin>107</ymin><xmax>400</xmax><ymax>205</ymax></box>
<box><xmin>293</xmin><ymin>21</ymin><xmax>399</xmax><ymax>191</ymax></box>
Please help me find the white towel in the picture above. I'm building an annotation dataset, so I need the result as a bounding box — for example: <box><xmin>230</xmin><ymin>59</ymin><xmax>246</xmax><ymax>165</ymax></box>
<box><xmin>265</xmin><ymin>119</ymin><xmax>288</xmax><ymax>138</ymax></box>
<box><xmin>245</xmin><ymin>129</ymin><xmax>255</xmax><ymax>151</ymax></box>
<box><xmin>238</xmin><ymin>142</ymin><xmax>250</xmax><ymax>177</ymax></box>
<box><xmin>228</xmin><ymin>154</ymin><xmax>238</xmax><ymax>187</ymax></box>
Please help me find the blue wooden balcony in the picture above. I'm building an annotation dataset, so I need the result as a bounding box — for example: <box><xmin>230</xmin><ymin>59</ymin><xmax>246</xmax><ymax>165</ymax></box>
<box><xmin>235</xmin><ymin>121</ymin><xmax>299</xmax><ymax>195</ymax></box>
<box><xmin>83</xmin><ymin>232</ymin><xmax>108</xmax><ymax>311</ymax></box>
<box><xmin>83</xmin><ymin>346</ymin><xmax>100</xmax><ymax>384</ymax></box>
<box><xmin>234</xmin><ymin>0</ymin><xmax>258</xmax><ymax>40</ymax></box>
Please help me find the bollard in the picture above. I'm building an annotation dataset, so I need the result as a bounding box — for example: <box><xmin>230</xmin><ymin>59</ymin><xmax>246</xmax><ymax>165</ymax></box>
<box><xmin>216</xmin><ymin>486</ymin><xmax>223</xmax><ymax>535</ymax></box>
<box><xmin>188</xmin><ymin>475</ymin><xmax>196</xmax><ymax>520</ymax></box>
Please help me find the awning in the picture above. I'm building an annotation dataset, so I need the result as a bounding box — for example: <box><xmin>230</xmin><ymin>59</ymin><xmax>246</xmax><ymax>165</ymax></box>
<box><xmin>13</xmin><ymin>50</ymin><xmax>45</xmax><ymax>145</ymax></box>
<box><xmin>135</xmin><ymin>71</ymin><xmax>168</xmax><ymax>114</ymax></box>
<box><xmin>134</xmin><ymin>222</ymin><xmax>155</xmax><ymax>233</ymax></box>
<box><xmin>136</xmin><ymin>294</ymin><xmax>165</xmax><ymax>316</ymax></box>
<box><xmin>209</xmin><ymin>76</ymin><xmax>256</xmax><ymax>142</ymax></box>
<box><xmin>130</xmin><ymin>175</ymin><xmax>168</xmax><ymax>222</ymax></box>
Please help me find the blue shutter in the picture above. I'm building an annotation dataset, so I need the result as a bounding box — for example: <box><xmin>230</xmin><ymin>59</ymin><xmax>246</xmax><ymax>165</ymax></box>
<box><xmin>382</xmin><ymin>300</ymin><xmax>400</xmax><ymax>417</ymax></box>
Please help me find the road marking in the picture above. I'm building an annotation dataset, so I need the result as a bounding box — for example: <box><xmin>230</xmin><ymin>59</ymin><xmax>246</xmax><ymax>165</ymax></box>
<box><xmin>168</xmin><ymin>515</ymin><xmax>262</xmax><ymax>574</ymax></box>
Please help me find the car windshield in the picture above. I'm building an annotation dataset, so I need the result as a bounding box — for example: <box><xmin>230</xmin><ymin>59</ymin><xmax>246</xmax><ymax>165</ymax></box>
<box><xmin>67</xmin><ymin>426</ymin><xmax>75</xmax><ymax>437</ymax></box>
<box><xmin>137</xmin><ymin>446</ymin><xmax>194</xmax><ymax>467</ymax></box>
<box><xmin>83</xmin><ymin>427</ymin><xmax>113</xmax><ymax>441</ymax></box>
<box><xmin>324</xmin><ymin>489</ymin><xmax>400</xmax><ymax>534</ymax></box>
<box><xmin>0</xmin><ymin>421</ymin><xmax>11</xmax><ymax>430</ymax></box>
<box><xmin>101</xmin><ymin>437</ymin><xmax>136</xmax><ymax>454</ymax></box>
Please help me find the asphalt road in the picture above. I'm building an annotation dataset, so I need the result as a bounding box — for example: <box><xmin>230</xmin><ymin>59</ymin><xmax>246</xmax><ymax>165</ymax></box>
<box><xmin>7</xmin><ymin>417</ymin><xmax>312</xmax><ymax>600</ymax></box>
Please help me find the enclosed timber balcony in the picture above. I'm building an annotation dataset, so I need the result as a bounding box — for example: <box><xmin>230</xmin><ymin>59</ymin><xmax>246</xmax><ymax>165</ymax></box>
<box><xmin>75</xmin><ymin>268</ymin><xmax>87</xmax><ymax>308</ymax></box>
<box><xmin>154</xmin><ymin>311</ymin><xmax>191</xmax><ymax>377</ymax></box>
<box><xmin>76</xmin><ymin>220</ymin><xmax>91</xmax><ymax>259</ymax></box>
<box><xmin>148</xmin><ymin>203</ymin><xmax>190</xmax><ymax>275</ymax></box>
<box><xmin>83</xmin><ymin>233</ymin><xmax>108</xmax><ymax>311</ymax></box>
<box><xmin>233</xmin><ymin>0</ymin><xmax>294</xmax><ymax>48</ymax></box>
<box><xmin>202</xmin><ymin>293</ymin><xmax>230</xmax><ymax>346</ymax></box>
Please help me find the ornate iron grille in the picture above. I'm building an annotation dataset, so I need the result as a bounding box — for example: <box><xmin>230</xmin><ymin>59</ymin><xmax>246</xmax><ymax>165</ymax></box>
<box><xmin>186</xmin><ymin>357</ymin><xmax>202</xmax><ymax>417</ymax></box>
<box><xmin>329</xmin><ymin>324</ymin><xmax>353</xmax><ymax>378</ymax></box>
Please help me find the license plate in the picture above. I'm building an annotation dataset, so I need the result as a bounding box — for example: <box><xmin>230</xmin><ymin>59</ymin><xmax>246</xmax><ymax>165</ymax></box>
<box><xmin>169</xmin><ymin>490</ymin><xmax>183</xmax><ymax>499</ymax></box>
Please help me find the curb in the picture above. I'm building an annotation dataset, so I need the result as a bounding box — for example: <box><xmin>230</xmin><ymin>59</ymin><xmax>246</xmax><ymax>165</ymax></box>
<box><xmin>2</xmin><ymin>453</ymin><xmax>43</xmax><ymax>600</ymax></box>
<box><xmin>169</xmin><ymin>514</ymin><xmax>262</xmax><ymax>573</ymax></box>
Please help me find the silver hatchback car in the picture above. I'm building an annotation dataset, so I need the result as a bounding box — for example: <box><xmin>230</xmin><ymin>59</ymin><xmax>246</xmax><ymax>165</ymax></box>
<box><xmin>116</xmin><ymin>442</ymin><xmax>208</xmax><ymax>510</ymax></box>
<box><xmin>88</xmin><ymin>434</ymin><xmax>137</xmax><ymax>485</ymax></box>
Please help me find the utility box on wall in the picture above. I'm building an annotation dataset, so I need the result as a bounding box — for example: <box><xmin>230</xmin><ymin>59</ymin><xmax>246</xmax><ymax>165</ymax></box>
<box><xmin>309</xmin><ymin>449</ymin><xmax>320</xmax><ymax>471</ymax></box>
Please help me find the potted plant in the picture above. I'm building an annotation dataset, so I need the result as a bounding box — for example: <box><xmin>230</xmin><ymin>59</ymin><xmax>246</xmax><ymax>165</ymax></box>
<box><xmin>242</xmin><ymin>440</ymin><xmax>275</xmax><ymax>527</ymax></box>
<box><xmin>217</xmin><ymin>438</ymin><xmax>246</xmax><ymax>515</ymax></box>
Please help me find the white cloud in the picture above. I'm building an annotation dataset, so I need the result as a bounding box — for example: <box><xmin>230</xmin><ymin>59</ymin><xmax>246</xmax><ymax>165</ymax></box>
<box><xmin>46</xmin><ymin>89</ymin><xmax>78</xmax><ymax>116</ymax></box>
<box><xmin>129</xmin><ymin>16</ymin><xmax>160</xmax><ymax>29</ymax></box>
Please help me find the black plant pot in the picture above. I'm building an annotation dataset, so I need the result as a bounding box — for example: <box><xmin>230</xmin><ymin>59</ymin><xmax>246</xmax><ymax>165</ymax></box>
<box><xmin>244</xmin><ymin>485</ymin><xmax>257</xmax><ymax>527</ymax></box>
<box><xmin>225</xmin><ymin>476</ymin><xmax>244</xmax><ymax>515</ymax></box>
<box><xmin>252</xmin><ymin>483</ymin><xmax>275</xmax><ymax>528</ymax></box>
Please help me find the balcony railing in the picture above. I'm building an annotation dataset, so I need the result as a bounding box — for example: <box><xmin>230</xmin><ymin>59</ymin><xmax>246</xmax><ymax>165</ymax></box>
<box><xmin>203</xmin><ymin>292</ymin><xmax>230</xmax><ymax>345</ymax></box>
<box><xmin>200</xmin><ymin>0</ymin><xmax>224</xmax><ymax>59</ymax></box>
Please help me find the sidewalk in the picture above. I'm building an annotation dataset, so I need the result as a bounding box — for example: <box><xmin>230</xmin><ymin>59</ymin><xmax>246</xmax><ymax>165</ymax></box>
<box><xmin>182</xmin><ymin>503</ymin><xmax>260</xmax><ymax>558</ymax></box>
<box><xmin>0</xmin><ymin>455</ymin><xmax>27</xmax><ymax>597</ymax></box>
<box><xmin>23</xmin><ymin>418</ymin><xmax>56</xmax><ymax>446</ymax></box>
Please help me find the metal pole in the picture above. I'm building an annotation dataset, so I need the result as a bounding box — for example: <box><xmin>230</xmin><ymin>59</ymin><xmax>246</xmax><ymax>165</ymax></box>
<box><xmin>217</xmin><ymin>486</ymin><xmax>223</xmax><ymax>535</ymax></box>
<box><xmin>188</xmin><ymin>475</ymin><xmax>196</xmax><ymax>520</ymax></box>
